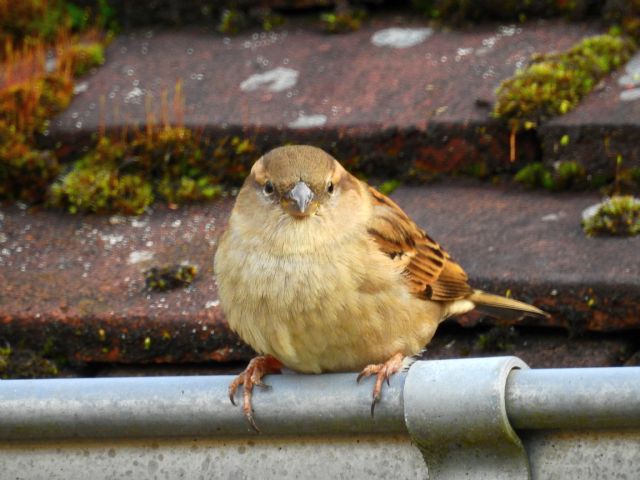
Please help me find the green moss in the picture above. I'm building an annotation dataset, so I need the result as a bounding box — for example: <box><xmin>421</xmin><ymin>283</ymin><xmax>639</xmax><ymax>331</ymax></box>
<box><xmin>144</xmin><ymin>264</ymin><xmax>198</xmax><ymax>291</ymax></box>
<box><xmin>0</xmin><ymin>72</ymin><xmax>72</xmax><ymax>202</ymax></box>
<box><xmin>0</xmin><ymin>121</ymin><xmax>60</xmax><ymax>202</ymax></box>
<box><xmin>474</xmin><ymin>326</ymin><xmax>517</xmax><ymax>352</ymax></box>
<box><xmin>554</xmin><ymin>160</ymin><xmax>586</xmax><ymax>190</ymax></box>
<box><xmin>0</xmin><ymin>74</ymin><xmax>74</xmax><ymax>136</ymax></box>
<box><xmin>609</xmin><ymin>165</ymin><xmax>640</xmax><ymax>195</ymax></box>
<box><xmin>48</xmin><ymin>138</ymin><xmax>154</xmax><ymax>214</ymax></box>
<box><xmin>50</xmin><ymin>163</ymin><xmax>154</xmax><ymax>215</ymax></box>
<box><xmin>378</xmin><ymin>179</ymin><xmax>401</xmax><ymax>195</ymax></box>
<box><xmin>0</xmin><ymin>342</ymin><xmax>60</xmax><ymax>379</ymax></box>
<box><xmin>514</xmin><ymin>161</ymin><xmax>588</xmax><ymax>191</ymax></box>
<box><xmin>0</xmin><ymin>0</ymin><xmax>67</xmax><ymax>46</ymax></box>
<box><xmin>140</xmin><ymin>127</ymin><xmax>223</xmax><ymax>203</ymax></box>
<box><xmin>49</xmin><ymin>129</ymin><xmax>226</xmax><ymax>214</ymax></box>
<box><xmin>64</xmin><ymin>42</ymin><xmax>106</xmax><ymax>76</ymax></box>
<box><xmin>582</xmin><ymin>195</ymin><xmax>640</xmax><ymax>236</ymax></box>
<box><xmin>320</xmin><ymin>9</ymin><xmax>365</xmax><ymax>34</ymax></box>
<box><xmin>0</xmin><ymin>0</ymin><xmax>115</xmax><ymax>53</ymax></box>
<box><xmin>494</xmin><ymin>34</ymin><xmax>637</xmax><ymax>130</ymax></box>
<box><xmin>514</xmin><ymin>162</ymin><xmax>553</xmax><ymax>189</ymax></box>
<box><xmin>260</xmin><ymin>12</ymin><xmax>285</xmax><ymax>32</ymax></box>
<box><xmin>157</xmin><ymin>176</ymin><xmax>222</xmax><ymax>204</ymax></box>
<box><xmin>211</xmin><ymin>135</ymin><xmax>257</xmax><ymax>184</ymax></box>
<box><xmin>217</xmin><ymin>8</ymin><xmax>247</xmax><ymax>35</ymax></box>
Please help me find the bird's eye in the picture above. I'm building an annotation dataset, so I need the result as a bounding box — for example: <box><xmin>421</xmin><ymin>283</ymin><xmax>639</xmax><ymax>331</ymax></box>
<box><xmin>327</xmin><ymin>182</ymin><xmax>334</xmax><ymax>194</ymax></box>
<box><xmin>263</xmin><ymin>181</ymin><xmax>274</xmax><ymax>195</ymax></box>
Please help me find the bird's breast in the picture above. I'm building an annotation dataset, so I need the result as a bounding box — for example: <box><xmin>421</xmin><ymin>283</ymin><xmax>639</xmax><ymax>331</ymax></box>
<box><xmin>215</xmin><ymin>227</ymin><xmax>441</xmax><ymax>373</ymax></box>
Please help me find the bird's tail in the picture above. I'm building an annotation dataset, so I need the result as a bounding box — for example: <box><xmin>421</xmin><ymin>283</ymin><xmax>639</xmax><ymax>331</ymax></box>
<box><xmin>469</xmin><ymin>290</ymin><xmax>549</xmax><ymax>321</ymax></box>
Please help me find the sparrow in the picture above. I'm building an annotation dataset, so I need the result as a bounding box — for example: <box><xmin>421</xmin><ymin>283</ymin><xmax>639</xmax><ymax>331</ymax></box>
<box><xmin>214</xmin><ymin>145</ymin><xmax>548</xmax><ymax>431</ymax></box>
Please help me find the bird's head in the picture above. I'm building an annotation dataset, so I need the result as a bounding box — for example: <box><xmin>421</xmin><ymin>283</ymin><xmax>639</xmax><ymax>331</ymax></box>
<box><xmin>230</xmin><ymin>146</ymin><xmax>368</xmax><ymax>252</ymax></box>
<box><xmin>245</xmin><ymin>145</ymin><xmax>358</xmax><ymax>219</ymax></box>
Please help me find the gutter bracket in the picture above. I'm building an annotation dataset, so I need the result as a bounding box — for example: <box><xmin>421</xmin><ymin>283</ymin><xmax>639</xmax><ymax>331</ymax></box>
<box><xmin>404</xmin><ymin>357</ymin><xmax>530</xmax><ymax>480</ymax></box>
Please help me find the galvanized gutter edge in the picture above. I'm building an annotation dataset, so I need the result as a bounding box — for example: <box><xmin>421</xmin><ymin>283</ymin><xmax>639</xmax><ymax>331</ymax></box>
<box><xmin>405</xmin><ymin>357</ymin><xmax>531</xmax><ymax>479</ymax></box>
<box><xmin>1</xmin><ymin>357</ymin><xmax>640</xmax><ymax>479</ymax></box>
<box><xmin>2</xmin><ymin>357</ymin><xmax>640</xmax><ymax>440</ymax></box>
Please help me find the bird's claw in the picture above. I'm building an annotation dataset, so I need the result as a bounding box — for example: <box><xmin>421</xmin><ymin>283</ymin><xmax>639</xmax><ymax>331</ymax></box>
<box><xmin>228</xmin><ymin>372</ymin><xmax>245</xmax><ymax>406</ymax></box>
<box><xmin>228</xmin><ymin>355</ymin><xmax>282</xmax><ymax>432</ymax></box>
<box><xmin>357</xmin><ymin>353</ymin><xmax>404</xmax><ymax>417</ymax></box>
<box><xmin>245</xmin><ymin>409</ymin><xmax>260</xmax><ymax>433</ymax></box>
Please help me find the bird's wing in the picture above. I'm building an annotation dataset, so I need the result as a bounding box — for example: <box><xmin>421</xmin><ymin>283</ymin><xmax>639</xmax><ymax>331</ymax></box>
<box><xmin>366</xmin><ymin>186</ymin><xmax>472</xmax><ymax>301</ymax></box>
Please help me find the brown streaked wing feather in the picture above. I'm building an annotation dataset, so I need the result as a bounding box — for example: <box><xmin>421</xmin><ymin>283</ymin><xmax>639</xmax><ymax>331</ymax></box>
<box><xmin>366</xmin><ymin>186</ymin><xmax>472</xmax><ymax>301</ymax></box>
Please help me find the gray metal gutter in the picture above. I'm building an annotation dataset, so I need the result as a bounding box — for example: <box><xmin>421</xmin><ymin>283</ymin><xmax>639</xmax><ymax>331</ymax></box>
<box><xmin>1</xmin><ymin>357</ymin><xmax>639</xmax><ymax>479</ymax></box>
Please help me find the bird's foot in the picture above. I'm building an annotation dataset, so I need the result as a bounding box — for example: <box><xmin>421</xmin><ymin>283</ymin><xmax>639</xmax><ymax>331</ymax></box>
<box><xmin>357</xmin><ymin>352</ymin><xmax>404</xmax><ymax>417</ymax></box>
<box><xmin>228</xmin><ymin>355</ymin><xmax>283</xmax><ymax>433</ymax></box>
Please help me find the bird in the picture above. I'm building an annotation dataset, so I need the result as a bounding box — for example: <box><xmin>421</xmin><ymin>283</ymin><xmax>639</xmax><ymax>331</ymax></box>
<box><xmin>214</xmin><ymin>145</ymin><xmax>548</xmax><ymax>431</ymax></box>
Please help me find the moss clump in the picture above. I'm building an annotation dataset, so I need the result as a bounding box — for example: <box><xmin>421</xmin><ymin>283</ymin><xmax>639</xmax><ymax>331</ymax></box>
<box><xmin>474</xmin><ymin>326</ymin><xmax>517</xmax><ymax>352</ymax></box>
<box><xmin>0</xmin><ymin>0</ymin><xmax>114</xmax><ymax>206</ymax></box>
<box><xmin>144</xmin><ymin>264</ymin><xmax>198</xmax><ymax>291</ymax></box>
<box><xmin>582</xmin><ymin>195</ymin><xmax>640</xmax><ymax>236</ymax></box>
<box><xmin>50</xmin><ymin>165</ymin><xmax>154</xmax><ymax>215</ymax></box>
<box><xmin>217</xmin><ymin>7</ymin><xmax>285</xmax><ymax>34</ymax></box>
<box><xmin>157</xmin><ymin>176</ymin><xmax>222</xmax><ymax>204</ymax></box>
<box><xmin>0</xmin><ymin>342</ymin><xmax>60</xmax><ymax>379</ymax></box>
<box><xmin>62</xmin><ymin>42</ymin><xmax>106</xmax><ymax>76</ymax></box>
<box><xmin>210</xmin><ymin>135</ymin><xmax>257</xmax><ymax>184</ymax></box>
<box><xmin>608</xmin><ymin>165</ymin><xmax>640</xmax><ymax>195</ymax></box>
<box><xmin>320</xmin><ymin>9</ymin><xmax>365</xmax><ymax>34</ymax></box>
<box><xmin>515</xmin><ymin>162</ymin><xmax>554</xmax><ymax>189</ymax></box>
<box><xmin>553</xmin><ymin>160</ymin><xmax>587</xmax><ymax>190</ymax></box>
<box><xmin>0</xmin><ymin>0</ymin><xmax>68</xmax><ymax>47</ymax></box>
<box><xmin>0</xmin><ymin>74</ymin><xmax>74</xmax><ymax>136</ymax></box>
<box><xmin>49</xmin><ymin>138</ymin><xmax>154</xmax><ymax>214</ymax></box>
<box><xmin>49</xmin><ymin>129</ymin><xmax>225</xmax><ymax>214</ymax></box>
<box><xmin>494</xmin><ymin>34</ymin><xmax>637</xmax><ymax>130</ymax></box>
<box><xmin>378</xmin><ymin>179</ymin><xmax>401</xmax><ymax>195</ymax></box>
<box><xmin>260</xmin><ymin>12</ymin><xmax>285</xmax><ymax>32</ymax></box>
<box><xmin>0</xmin><ymin>0</ymin><xmax>114</xmax><ymax>53</ymax></box>
<box><xmin>514</xmin><ymin>160</ymin><xmax>587</xmax><ymax>191</ymax></box>
<box><xmin>0</xmin><ymin>122</ymin><xmax>61</xmax><ymax>203</ymax></box>
<box><xmin>217</xmin><ymin>8</ymin><xmax>247</xmax><ymax>34</ymax></box>
<box><xmin>137</xmin><ymin>127</ymin><xmax>222</xmax><ymax>203</ymax></box>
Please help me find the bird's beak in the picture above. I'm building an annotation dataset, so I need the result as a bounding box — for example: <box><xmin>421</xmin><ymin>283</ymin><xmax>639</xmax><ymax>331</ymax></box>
<box><xmin>283</xmin><ymin>181</ymin><xmax>316</xmax><ymax>217</ymax></box>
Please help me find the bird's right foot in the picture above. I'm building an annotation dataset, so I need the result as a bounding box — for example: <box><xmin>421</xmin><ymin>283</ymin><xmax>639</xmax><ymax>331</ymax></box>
<box><xmin>357</xmin><ymin>352</ymin><xmax>404</xmax><ymax>417</ymax></box>
<box><xmin>228</xmin><ymin>355</ymin><xmax>283</xmax><ymax>432</ymax></box>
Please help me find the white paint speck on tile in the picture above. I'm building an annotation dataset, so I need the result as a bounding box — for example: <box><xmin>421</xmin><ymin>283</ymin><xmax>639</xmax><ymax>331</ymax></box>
<box><xmin>99</xmin><ymin>233</ymin><xmax>124</xmax><ymax>247</ymax></box>
<box><xmin>620</xmin><ymin>88</ymin><xmax>640</xmax><ymax>102</ymax></box>
<box><xmin>541</xmin><ymin>212</ymin><xmax>565</xmax><ymax>222</ymax></box>
<box><xmin>240</xmin><ymin>67</ymin><xmax>299</xmax><ymax>92</ymax></box>
<box><xmin>371</xmin><ymin>28</ymin><xmax>433</xmax><ymax>49</ymax></box>
<box><xmin>73</xmin><ymin>82</ymin><xmax>89</xmax><ymax>94</ymax></box>
<box><xmin>288</xmin><ymin>113</ymin><xmax>327</xmax><ymax>129</ymax></box>
<box><xmin>124</xmin><ymin>87</ymin><xmax>144</xmax><ymax>104</ymax></box>
<box><xmin>128</xmin><ymin>250</ymin><xmax>154</xmax><ymax>264</ymax></box>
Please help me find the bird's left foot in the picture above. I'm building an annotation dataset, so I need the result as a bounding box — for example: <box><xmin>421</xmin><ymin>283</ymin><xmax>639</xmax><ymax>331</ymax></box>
<box><xmin>357</xmin><ymin>352</ymin><xmax>404</xmax><ymax>416</ymax></box>
<box><xmin>228</xmin><ymin>355</ymin><xmax>283</xmax><ymax>433</ymax></box>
